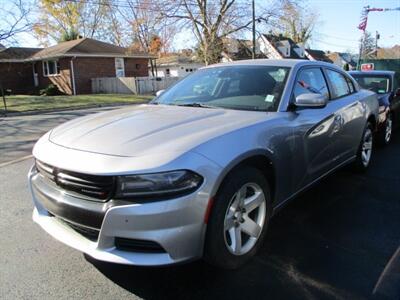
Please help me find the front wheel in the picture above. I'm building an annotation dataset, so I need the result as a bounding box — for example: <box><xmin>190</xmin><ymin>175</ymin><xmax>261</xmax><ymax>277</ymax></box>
<box><xmin>204</xmin><ymin>166</ymin><xmax>272</xmax><ymax>269</ymax></box>
<box><xmin>378</xmin><ymin>112</ymin><xmax>393</xmax><ymax>146</ymax></box>
<box><xmin>352</xmin><ymin>122</ymin><xmax>374</xmax><ymax>172</ymax></box>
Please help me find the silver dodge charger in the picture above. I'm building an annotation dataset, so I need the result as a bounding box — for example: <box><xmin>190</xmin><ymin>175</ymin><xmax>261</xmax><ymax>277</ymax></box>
<box><xmin>29</xmin><ymin>59</ymin><xmax>379</xmax><ymax>269</ymax></box>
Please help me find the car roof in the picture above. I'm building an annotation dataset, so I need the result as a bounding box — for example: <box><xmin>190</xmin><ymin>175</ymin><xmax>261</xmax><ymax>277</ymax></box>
<box><xmin>202</xmin><ymin>59</ymin><xmax>337</xmax><ymax>69</ymax></box>
<box><xmin>349</xmin><ymin>70</ymin><xmax>395</xmax><ymax>76</ymax></box>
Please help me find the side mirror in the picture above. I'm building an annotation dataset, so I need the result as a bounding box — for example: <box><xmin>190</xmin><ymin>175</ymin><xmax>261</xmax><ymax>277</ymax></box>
<box><xmin>294</xmin><ymin>93</ymin><xmax>328</xmax><ymax>108</ymax></box>
<box><xmin>156</xmin><ymin>89</ymin><xmax>165</xmax><ymax>97</ymax></box>
<box><xmin>395</xmin><ymin>88</ymin><xmax>400</xmax><ymax>97</ymax></box>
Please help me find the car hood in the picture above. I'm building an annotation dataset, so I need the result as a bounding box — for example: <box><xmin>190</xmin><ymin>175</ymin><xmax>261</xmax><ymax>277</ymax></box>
<box><xmin>49</xmin><ymin>104</ymin><xmax>272</xmax><ymax>157</ymax></box>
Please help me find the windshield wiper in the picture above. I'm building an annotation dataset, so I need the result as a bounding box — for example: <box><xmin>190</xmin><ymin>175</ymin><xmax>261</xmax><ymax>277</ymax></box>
<box><xmin>174</xmin><ymin>103</ymin><xmax>217</xmax><ymax>109</ymax></box>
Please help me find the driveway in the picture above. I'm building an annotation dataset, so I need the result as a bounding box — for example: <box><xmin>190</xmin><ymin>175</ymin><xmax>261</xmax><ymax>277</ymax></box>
<box><xmin>0</xmin><ymin>106</ymin><xmax>123</xmax><ymax>165</ymax></box>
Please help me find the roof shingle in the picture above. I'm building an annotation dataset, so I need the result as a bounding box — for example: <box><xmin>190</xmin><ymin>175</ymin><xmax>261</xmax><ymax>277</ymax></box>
<box><xmin>0</xmin><ymin>47</ymin><xmax>42</xmax><ymax>61</ymax></box>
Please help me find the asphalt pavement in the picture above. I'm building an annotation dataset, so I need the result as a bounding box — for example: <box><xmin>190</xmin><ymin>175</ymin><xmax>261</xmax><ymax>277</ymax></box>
<box><xmin>0</xmin><ymin>110</ymin><xmax>400</xmax><ymax>299</ymax></box>
<box><xmin>0</xmin><ymin>106</ymin><xmax>122</xmax><ymax>165</ymax></box>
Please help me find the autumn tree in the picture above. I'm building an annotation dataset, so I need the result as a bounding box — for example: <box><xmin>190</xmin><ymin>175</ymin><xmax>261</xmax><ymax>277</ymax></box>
<box><xmin>276</xmin><ymin>0</ymin><xmax>318</xmax><ymax>44</ymax></box>
<box><xmin>116</xmin><ymin>0</ymin><xmax>177</xmax><ymax>54</ymax></box>
<box><xmin>34</xmin><ymin>0</ymin><xmax>113</xmax><ymax>45</ymax></box>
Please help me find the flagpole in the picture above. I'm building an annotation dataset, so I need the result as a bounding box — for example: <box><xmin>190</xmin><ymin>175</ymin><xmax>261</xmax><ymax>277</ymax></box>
<box><xmin>357</xmin><ymin>31</ymin><xmax>365</xmax><ymax>70</ymax></box>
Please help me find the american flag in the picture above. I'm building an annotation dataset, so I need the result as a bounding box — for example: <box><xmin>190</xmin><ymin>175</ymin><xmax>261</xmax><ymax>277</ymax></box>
<box><xmin>358</xmin><ymin>6</ymin><xmax>400</xmax><ymax>32</ymax></box>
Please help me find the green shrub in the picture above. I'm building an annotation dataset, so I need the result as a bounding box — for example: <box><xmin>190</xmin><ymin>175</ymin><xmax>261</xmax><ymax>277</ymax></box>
<box><xmin>40</xmin><ymin>84</ymin><xmax>62</xmax><ymax>96</ymax></box>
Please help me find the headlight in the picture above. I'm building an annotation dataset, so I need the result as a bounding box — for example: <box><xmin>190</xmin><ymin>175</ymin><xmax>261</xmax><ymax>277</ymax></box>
<box><xmin>115</xmin><ymin>170</ymin><xmax>203</xmax><ymax>199</ymax></box>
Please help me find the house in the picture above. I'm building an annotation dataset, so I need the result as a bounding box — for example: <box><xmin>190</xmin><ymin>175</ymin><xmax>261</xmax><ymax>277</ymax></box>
<box><xmin>258</xmin><ymin>34</ymin><xmax>306</xmax><ymax>59</ymax></box>
<box><xmin>304</xmin><ymin>49</ymin><xmax>333</xmax><ymax>63</ymax></box>
<box><xmin>0</xmin><ymin>47</ymin><xmax>43</xmax><ymax>94</ymax></box>
<box><xmin>154</xmin><ymin>54</ymin><xmax>204</xmax><ymax>77</ymax></box>
<box><xmin>376</xmin><ymin>45</ymin><xmax>400</xmax><ymax>59</ymax></box>
<box><xmin>0</xmin><ymin>38</ymin><xmax>153</xmax><ymax>95</ymax></box>
<box><xmin>221</xmin><ymin>38</ymin><xmax>266</xmax><ymax>62</ymax></box>
<box><xmin>326</xmin><ymin>52</ymin><xmax>357</xmax><ymax>70</ymax></box>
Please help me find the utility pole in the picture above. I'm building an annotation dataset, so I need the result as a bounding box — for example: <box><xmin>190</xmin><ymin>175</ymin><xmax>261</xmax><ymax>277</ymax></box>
<box><xmin>375</xmin><ymin>30</ymin><xmax>380</xmax><ymax>57</ymax></box>
<box><xmin>357</xmin><ymin>32</ymin><xmax>366</xmax><ymax>70</ymax></box>
<box><xmin>252</xmin><ymin>0</ymin><xmax>256</xmax><ymax>59</ymax></box>
<box><xmin>1</xmin><ymin>81</ymin><xmax>7</xmax><ymax>117</ymax></box>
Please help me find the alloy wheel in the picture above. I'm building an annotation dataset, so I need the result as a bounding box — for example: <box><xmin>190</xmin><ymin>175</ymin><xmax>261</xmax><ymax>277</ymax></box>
<box><xmin>223</xmin><ymin>183</ymin><xmax>266</xmax><ymax>256</ymax></box>
<box><xmin>385</xmin><ymin>114</ymin><xmax>393</xmax><ymax>144</ymax></box>
<box><xmin>361</xmin><ymin>127</ymin><xmax>373</xmax><ymax>167</ymax></box>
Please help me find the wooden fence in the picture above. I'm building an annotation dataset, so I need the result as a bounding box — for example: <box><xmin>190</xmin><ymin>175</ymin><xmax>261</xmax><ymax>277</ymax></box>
<box><xmin>91</xmin><ymin>76</ymin><xmax>181</xmax><ymax>95</ymax></box>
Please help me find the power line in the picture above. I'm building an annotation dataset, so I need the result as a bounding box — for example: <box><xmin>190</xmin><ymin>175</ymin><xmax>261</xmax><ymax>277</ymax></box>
<box><xmin>314</xmin><ymin>32</ymin><xmax>359</xmax><ymax>42</ymax></box>
<box><xmin>63</xmin><ymin>0</ymin><xmax>253</xmax><ymax>17</ymax></box>
<box><xmin>312</xmin><ymin>38</ymin><xmax>359</xmax><ymax>50</ymax></box>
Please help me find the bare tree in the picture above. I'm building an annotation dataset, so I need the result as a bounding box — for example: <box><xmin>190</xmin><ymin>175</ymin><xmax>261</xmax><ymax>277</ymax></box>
<box><xmin>276</xmin><ymin>0</ymin><xmax>318</xmax><ymax>44</ymax></box>
<box><xmin>360</xmin><ymin>31</ymin><xmax>376</xmax><ymax>59</ymax></box>
<box><xmin>162</xmin><ymin>0</ymin><xmax>278</xmax><ymax>65</ymax></box>
<box><xmin>0</xmin><ymin>0</ymin><xmax>32</xmax><ymax>43</ymax></box>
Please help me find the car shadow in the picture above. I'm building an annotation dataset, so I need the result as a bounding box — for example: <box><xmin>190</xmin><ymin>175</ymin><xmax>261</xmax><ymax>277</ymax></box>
<box><xmin>85</xmin><ymin>134</ymin><xmax>400</xmax><ymax>300</ymax></box>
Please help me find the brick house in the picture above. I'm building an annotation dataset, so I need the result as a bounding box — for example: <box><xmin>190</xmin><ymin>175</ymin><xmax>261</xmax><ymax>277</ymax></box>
<box><xmin>0</xmin><ymin>38</ymin><xmax>153</xmax><ymax>95</ymax></box>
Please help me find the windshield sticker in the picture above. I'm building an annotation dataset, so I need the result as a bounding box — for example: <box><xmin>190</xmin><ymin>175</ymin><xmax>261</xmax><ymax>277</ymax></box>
<box><xmin>265</xmin><ymin>95</ymin><xmax>274</xmax><ymax>102</ymax></box>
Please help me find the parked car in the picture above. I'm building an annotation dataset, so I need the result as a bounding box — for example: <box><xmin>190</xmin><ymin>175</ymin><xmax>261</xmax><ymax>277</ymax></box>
<box><xmin>349</xmin><ymin>70</ymin><xmax>400</xmax><ymax>145</ymax></box>
<box><xmin>29</xmin><ymin>60</ymin><xmax>379</xmax><ymax>269</ymax></box>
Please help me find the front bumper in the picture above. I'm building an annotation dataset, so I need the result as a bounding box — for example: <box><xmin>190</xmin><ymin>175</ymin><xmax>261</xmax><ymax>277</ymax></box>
<box><xmin>28</xmin><ymin>165</ymin><xmax>211</xmax><ymax>266</ymax></box>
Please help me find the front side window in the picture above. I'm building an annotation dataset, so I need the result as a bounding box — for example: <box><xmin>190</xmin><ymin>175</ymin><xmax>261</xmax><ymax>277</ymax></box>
<box><xmin>294</xmin><ymin>68</ymin><xmax>329</xmax><ymax>99</ymax></box>
<box><xmin>326</xmin><ymin>69</ymin><xmax>351</xmax><ymax>99</ymax></box>
<box><xmin>154</xmin><ymin>65</ymin><xmax>291</xmax><ymax>112</ymax></box>
<box><xmin>352</xmin><ymin>75</ymin><xmax>390</xmax><ymax>94</ymax></box>
<box><xmin>43</xmin><ymin>60</ymin><xmax>60</xmax><ymax>76</ymax></box>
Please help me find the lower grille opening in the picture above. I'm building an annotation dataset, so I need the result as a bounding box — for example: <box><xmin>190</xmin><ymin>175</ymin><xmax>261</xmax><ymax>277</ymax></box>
<box><xmin>54</xmin><ymin>215</ymin><xmax>100</xmax><ymax>242</ymax></box>
<box><xmin>115</xmin><ymin>237</ymin><xmax>166</xmax><ymax>253</ymax></box>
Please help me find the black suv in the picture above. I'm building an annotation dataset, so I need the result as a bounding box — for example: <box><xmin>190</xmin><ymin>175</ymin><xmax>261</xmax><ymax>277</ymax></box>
<box><xmin>350</xmin><ymin>70</ymin><xmax>400</xmax><ymax>145</ymax></box>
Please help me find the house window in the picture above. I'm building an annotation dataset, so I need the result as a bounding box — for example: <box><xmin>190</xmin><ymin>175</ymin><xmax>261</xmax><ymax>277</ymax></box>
<box><xmin>115</xmin><ymin>58</ymin><xmax>125</xmax><ymax>77</ymax></box>
<box><xmin>166</xmin><ymin>69</ymin><xmax>170</xmax><ymax>76</ymax></box>
<box><xmin>43</xmin><ymin>60</ymin><xmax>60</xmax><ymax>76</ymax></box>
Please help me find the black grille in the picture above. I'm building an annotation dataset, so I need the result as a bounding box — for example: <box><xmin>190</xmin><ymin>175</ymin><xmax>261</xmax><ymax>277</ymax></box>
<box><xmin>115</xmin><ymin>237</ymin><xmax>166</xmax><ymax>253</ymax></box>
<box><xmin>36</xmin><ymin>160</ymin><xmax>115</xmax><ymax>201</ymax></box>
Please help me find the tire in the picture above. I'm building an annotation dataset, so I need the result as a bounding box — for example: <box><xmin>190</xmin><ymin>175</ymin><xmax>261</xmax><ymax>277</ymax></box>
<box><xmin>204</xmin><ymin>166</ymin><xmax>272</xmax><ymax>269</ymax></box>
<box><xmin>377</xmin><ymin>112</ymin><xmax>393</xmax><ymax>146</ymax></box>
<box><xmin>352</xmin><ymin>122</ymin><xmax>374</xmax><ymax>172</ymax></box>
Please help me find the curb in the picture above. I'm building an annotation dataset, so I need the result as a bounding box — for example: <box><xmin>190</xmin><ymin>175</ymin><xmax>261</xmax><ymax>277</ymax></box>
<box><xmin>0</xmin><ymin>101</ymin><xmax>150</xmax><ymax>118</ymax></box>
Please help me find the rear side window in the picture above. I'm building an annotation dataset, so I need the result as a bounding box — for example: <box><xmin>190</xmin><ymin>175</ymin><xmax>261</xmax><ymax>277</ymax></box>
<box><xmin>294</xmin><ymin>68</ymin><xmax>329</xmax><ymax>99</ymax></box>
<box><xmin>326</xmin><ymin>69</ymin><xmax>351</xmax><ymax>99</ymax></box>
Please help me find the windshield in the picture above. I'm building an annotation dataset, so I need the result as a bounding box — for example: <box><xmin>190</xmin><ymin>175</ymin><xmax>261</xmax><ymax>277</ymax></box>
<box><xmin>153</xmin><ymin>65</ymin><xmax>291</xmax><ymax>112</ymax></box>
<box><xmin>352</xmin><ymin>75</ymin><xmax>390</xmax><ymax>94</ymax></box>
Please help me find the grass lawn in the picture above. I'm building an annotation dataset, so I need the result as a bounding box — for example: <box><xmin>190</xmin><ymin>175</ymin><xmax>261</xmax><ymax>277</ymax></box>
<box><xmin>0</xmin><ymin>94</ymin><xmax>153</xmax><ymax>114</ymax></box>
